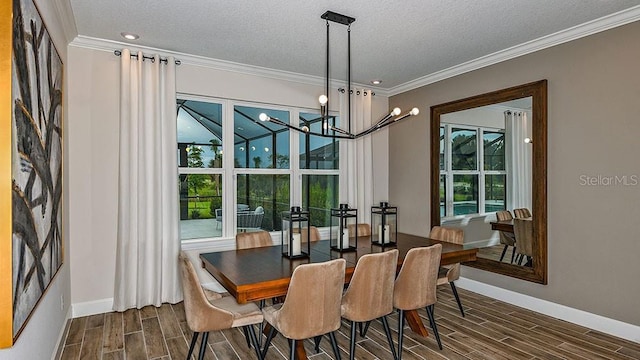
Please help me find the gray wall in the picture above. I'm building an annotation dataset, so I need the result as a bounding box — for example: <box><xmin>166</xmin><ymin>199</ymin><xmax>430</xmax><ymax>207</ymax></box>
<box><xmin>389</xmin><ymin>21</ymin><xmax>640</xmax><ymax>326</ymax></box>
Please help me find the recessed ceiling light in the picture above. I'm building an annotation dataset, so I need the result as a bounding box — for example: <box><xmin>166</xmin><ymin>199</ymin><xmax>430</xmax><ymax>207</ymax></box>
<box><xmin>371</xmin><ymin>80</ymin><xmax>382</xmax><ymax>85</ymax></box>
<box><xmin>121</xmin><ymin>32</ymin><xmax>139</xmax><ymax>40</ymax></box>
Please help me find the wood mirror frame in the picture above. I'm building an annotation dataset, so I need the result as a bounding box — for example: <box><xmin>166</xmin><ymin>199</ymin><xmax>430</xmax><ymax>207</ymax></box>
<box><xmin>430</xmin><ymin>80</ymin><xmax>548</xmax><ymax>284</ymax></box>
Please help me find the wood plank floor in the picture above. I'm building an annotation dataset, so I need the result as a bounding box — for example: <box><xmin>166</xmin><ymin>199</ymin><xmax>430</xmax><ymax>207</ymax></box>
<box><xmin>59</xmin><ymin>286</ymin><xmax>639</xmax><ymax>360</ymax></box>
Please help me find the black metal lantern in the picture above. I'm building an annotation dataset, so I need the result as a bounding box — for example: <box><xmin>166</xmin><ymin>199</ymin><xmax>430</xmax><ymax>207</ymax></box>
<box><xmin>371</xmin><ymin>201</ymin><xmax>397</xmax><ymax>247</ymax></box>
<box><xmin>281</xmin><ymin>206</ymin><xmax>310</xmax><ymax>259</ymax></box>
<box><xmin>330</xmin><ymin>203</ymin><xmax>357</xmax><ymax>252</ymax></box>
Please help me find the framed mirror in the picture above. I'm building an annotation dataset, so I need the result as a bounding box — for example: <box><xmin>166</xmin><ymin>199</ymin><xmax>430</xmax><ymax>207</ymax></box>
<box><xmin>430</xmin><ymin>80</ymin><xmax>547</xmax><ymax>284</ymax></box>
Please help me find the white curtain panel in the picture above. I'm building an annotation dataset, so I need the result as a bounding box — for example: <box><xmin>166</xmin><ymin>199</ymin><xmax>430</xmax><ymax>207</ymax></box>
<box><xmin>505</xmin><ymin>111</ymin><xmax>532</xmax><ymax>211</ymax></box>
<box><xmin>339</xmin><ymin>89</ymin><xmax>374</xmax><ymax>223</ymax></box>
<box><xmin>114</xmin><ymin>49</ymin><xmax>182</xmax><ymax>311</ymax></box>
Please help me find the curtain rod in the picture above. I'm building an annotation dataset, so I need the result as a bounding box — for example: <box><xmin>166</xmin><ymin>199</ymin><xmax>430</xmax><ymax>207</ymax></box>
<box><xmin>113</xmin><ymin>50</ymin><xmax>181</xmax><ymax>65</ymax></box>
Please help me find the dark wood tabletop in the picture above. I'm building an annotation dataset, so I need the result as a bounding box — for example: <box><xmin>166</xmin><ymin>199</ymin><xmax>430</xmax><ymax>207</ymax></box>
<box><xmin>200</xmin><ymin>232</ymin><xmax>477</xmax><ymax>304</ymax></box>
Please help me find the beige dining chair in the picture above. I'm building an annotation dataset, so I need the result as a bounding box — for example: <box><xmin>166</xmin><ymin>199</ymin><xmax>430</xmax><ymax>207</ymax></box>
<box><xmin>261</xmin><ymin>258</ymin><xmax>346</xmax><ymax>360</ymax></box>
<box><xmin>513</xmin><ymin>207</ymin><xmax>532</xmax><ymax>219</ymax></box>
<box><xmin>495</xmin><ymin>210</ymin><xmax>517</xmax><ymax>263</ymax></box>
<box><xmin>179</xmin><ymin>251</ymin><xmax>264</xmax><ymax>360</ymax></box>
<box><xmin>429</xmin><ymin>225</ymin><xmax>466</xmax><ymax>317</ymax></box>
<box><xmin>297</xmin><ymin>226</ymin><xmax>321</xmax><ymax>242</ymax></box>
<box><xmin>514</xmin><ymin>218</ymin><xmax>533</xmax><ymax>266</ymax></box>
<box><xmin>347</xmin><ymin>223</ymin><xmax>372</xmax><ymax>237</ymax></box>
<box><xmin>393</xmin><ymin>244</ymin><xmax>443</xmax><ymax>357</ymax></box>
<box><xmin>341</xmin><ymin>250</ymin><xmax>399</xmax><ymax>360</ymax></box>
<box><xmin>236</xmin><ymin>230</ymin><xmax>272</xmax><ymax>250</ymax></box>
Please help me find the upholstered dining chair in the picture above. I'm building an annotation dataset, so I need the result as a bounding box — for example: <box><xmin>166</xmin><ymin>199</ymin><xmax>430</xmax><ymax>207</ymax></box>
<box><xmin>393</xmin><ymin>244</ymin><xmax>443</xmax><ymax>358</ymax></box>
<box><xmin>179</xmin><ymin>252</ymin><xmax>264</xmax><ymax>360</ymax></box>
<box><xmin>514</xmin><ymin>218</ymin><xmax>534</xmax><ymax>266</ymax></box>
<box><xmin>429</xmin><ymin>225</ymin><xmax>466</xmax><ymax>317</ymax></box>
<box><xmin>513</xmin><ymin>207</ymin><xmax>532</xmax><ymax>219</ymax></box>
<box><xmin>299</xmin><ymin>226</ymin><xmax>321</xmax><ymax>242</ymax></box>
<box><xmin>347</xmin><ymin>223</ymin><xmax>372</xmax><ymax>237</ymax></box>
<box><xmin>261</xmin><ymin>259</ymin><xmax>346</xmax><ymax>360</ymax></box>
<box><xmin>341</xmin><ymin>250</ymin><xmax>399</xmax><ymax>360</ymax></box>
<box><xmin>236</xmin><ymin>230</ymin><xmax>272</xmax><ymax>250</ymax></box>
<box><xmin>495</xmin><ymin>210</ymin><xmax>517</xmax><ymax>263</ymax></box>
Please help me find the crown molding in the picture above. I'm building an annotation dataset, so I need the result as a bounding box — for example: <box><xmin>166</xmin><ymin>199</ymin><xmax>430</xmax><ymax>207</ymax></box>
<box><xmin>70</xmin><ymin>36</ymin><xmax>390</xmax><ymax>96</ymax></box>
<box><xmin>51</xmin><ymin>0</ymin><xmax>78</xmax><ymax>45</ymax></box>
<box><xmin>387</xmin><ymin>5</ymin><xmax>640</xmax><ymax>96</ymax></box>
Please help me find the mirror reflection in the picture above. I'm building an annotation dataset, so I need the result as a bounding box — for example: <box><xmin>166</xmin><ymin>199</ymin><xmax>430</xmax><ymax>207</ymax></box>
<box><xmin>430</xmin><ymin>80</ymin><xmax>547</xmax><ymax>284</ymax></box>
<box><xmin>439</xmin><ymin>98</ymin><xmax>533</xmax><ymax>266</ymax></box>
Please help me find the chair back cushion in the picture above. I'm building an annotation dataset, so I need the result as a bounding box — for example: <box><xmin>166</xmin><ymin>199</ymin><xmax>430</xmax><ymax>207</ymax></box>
<box><xmin>236</xmin><ymin>230</ymin><xmax>272</xmax><ymax>250</ymax></box>
<box><xmin>495</xmin><ymin>210</ymin><xmax>513</xmax><ymax>221</ymax></box>
<box><xmin>393</xmin><ymin>244</ymin><xmax>442</xmax><ymax>310</ymax></box>
<box><xmin>342</xmin><ymin>250</ymin><xmax>399</xmax><ymax>322</ymax></box>
<box><xmin>429</xmin><ymin>226</ymin><xmax>463</xmax><ymax>245</ymax></box>
<box><xmin>347</xmin><ymin>223</ymin><xmax>372</xmax><ymax>237</ymax></box>
<box><xmin>513</xmin><ymin>208</ymin><xmax>532</xmax><ymax>219</ymax></box>
<box><xmin>269</xmin><ymin>258</ymin><xmax>346</xmax><ymax>339</ymax></box>
<box><xmin>179</xmin><ymin>252</ymin><xmax>233</xmax><ymax>332</ymax></box>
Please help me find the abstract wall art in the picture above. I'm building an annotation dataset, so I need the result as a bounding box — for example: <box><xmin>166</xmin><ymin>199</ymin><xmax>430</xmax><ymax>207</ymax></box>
<box><xmin>1</xmin><ymin>0</ymin><xmax>64</xmax><ymax>345</ymax></box>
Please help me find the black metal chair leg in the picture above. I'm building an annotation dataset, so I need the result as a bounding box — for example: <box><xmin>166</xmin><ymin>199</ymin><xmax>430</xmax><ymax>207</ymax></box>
<box><xmin>425</xmin><ymin>305</ymin><xmax>443</xmax><ymax>350</ymax></box>
<box><xmin>258</xmin><ymin>300</ymin><xmax>266</xmax><ymax>348</ymax></box>
<box><xmin>360</xmin><ymin>320</ymin><xmax>371</xmax><ymax>337</ymax></box>
<box><xmin>198</xmin><ymin>332</ymin><xmax>210</xmax><ymax>360</ymax></box>
<box><xmin>261</xmin><ymin>326</ymin><xmax>277</xmax><ymax>359</ymax></box>
<box><xmin>187</xmin><ymin>332</ymin><xmax>199</xmax><ymax>360</ymax></box>
<box><xmin>398</xmin><ymin>310</ymin><xmax>405</xmax><ymax>360</ymax></box>
<box><xmin>511</xmin><ymin>246</ymin><xmax>517</xmax><ymax>263</ymax></box>
<box><xmin>246</xmin><ymin>325</ymin><xmax>264</xmax><ymax>360</ymax></box>
<box><xmin>450</xmin><ymin>282</ymin><xmax>465</xmax><ymax>317</ymax></box>
<box><xmin>313</xmin><ymin>335</ymin><xmax>322</xmax><ymax>353</ymax></box>
<box><xmin>349</xmin><ymin>321</ymin><xmax>357</xmax><ymax>360</ymax></box>
<box><xmin>329</xmin><ymin>331</ymin><xmax>341</xmax><ymax>360</ymax></box>
<box><xmin>289</xmin><ymin>339</ymin><xmax>296</xmax><ymax>360</ymax></box>
<box><xmin>242</xmin><ymin>326</ymin><xmax>251</xmax><ymax>348</ymax></box>
<box><xmin>381</xmin><ymin>316</ymin><xmax>398</xmax><ymax>360</ymax></box>
<box><xmin>499</xmin><ymin>245</ymin><xmax>508</xmax><ymax>262</ymax></box>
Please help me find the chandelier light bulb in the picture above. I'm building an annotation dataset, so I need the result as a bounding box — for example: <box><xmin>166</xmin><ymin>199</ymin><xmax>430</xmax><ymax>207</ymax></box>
<box><xmin>524</xmin><ymin>137</ymin><xmax>532</xmax><ymax>144</ymax></box>
<box><xmin>392</xmin><ymin>107</ymin><xmax>401</xmax><ymax>116</ymax></box>
<box><xmin>258</xmin><ymin>113</ymin><xmax>269</xmax><ymax>122</ymax></box>
<box><xmin>318</xmin><ymin>94</ymin><xmax>328</xmax><ymax>105</ymax></box>
<box><xmin>301</xmin><ymin>125</ymin><xmax>310</xmax><ymax>133</ymax></box>
<box><xmin>410</xmin><ymin>107</ymin><xmax>420</xmax><ymax>116</ymax></box>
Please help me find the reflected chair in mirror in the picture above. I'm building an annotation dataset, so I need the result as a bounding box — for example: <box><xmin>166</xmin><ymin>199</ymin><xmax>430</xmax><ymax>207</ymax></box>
<box><xmin>179</xmin><ymin>252</ymin><xmax>264</xmax><ymax>360</ymax></box>
<box><xmin>393</xmin><ymin>244</ymin><xmax>443</xmax><ymax>357</ymax></box>
<box><xmin>429</xmin><ymin>226</ymin><xmax>466</xmax><ymax>317</ymax></box>
<box><xmin>347</xmin><ymin>223</ymin><xmax>372</xmax><ymax>237</ymax></box>
<box><xmin>236</xmin><ymin>230</ymin><xmax>272</xmax><ymax>250</ymax></box>
<box><xmin>261</xmin><ymin>259</ymin><xmax>346</xmax><ymax>360</ymax></box>
<box><xmin>341</xmin><ymin>250</ymin><xmax>399</xmax><ymax>360</ymax></box>
<box><xmin>514</xmin><ymin>218</ymin><xmax>534</xmax><ymax>267</ymax></box>
<box><xmin>513</xmin><ymin>207</ymin><xmax>532</xmax><ymax>219</ymax></box>
<box><xmin>496</xmin><ymin>210</ymin><xmax>517</xmax><ymax>263</ymax></box>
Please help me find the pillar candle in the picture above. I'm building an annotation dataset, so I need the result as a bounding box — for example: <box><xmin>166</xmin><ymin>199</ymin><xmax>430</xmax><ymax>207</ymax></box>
<box><xmin>341</xmin><ymin>228</ymin><xmax>349</xmax><ymax>249</ymax></box>
<box><xmin>291</xmin><ymin>233</ymin><xmax>301</xmax><ymax>256</ymax></box>
<box><xmin>378</xmin><ymin>224</ymin><xmax>390</xmax><ymax>244</ymax></box>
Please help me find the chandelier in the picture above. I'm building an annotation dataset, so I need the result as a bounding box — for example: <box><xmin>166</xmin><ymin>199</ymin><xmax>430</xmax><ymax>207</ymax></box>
<box><xmin>259</xmin><ymin>11</ymin><xmax>419</xmax><ymax>139</ymax></box>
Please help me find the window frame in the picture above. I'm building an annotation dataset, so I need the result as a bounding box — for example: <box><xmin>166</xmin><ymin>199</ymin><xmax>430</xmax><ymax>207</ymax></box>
<box><xmin>440</xmin><ymin>123</ymin><xmax>506</xmax><ymax>219</ymax></box>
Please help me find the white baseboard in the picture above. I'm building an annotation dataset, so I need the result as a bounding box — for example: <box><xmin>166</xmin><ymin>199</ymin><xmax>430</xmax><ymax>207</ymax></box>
<box><xmin>457</xmin><ymin>277</ymin><xmax>640</xmax><ymax>343</ymax></box>
<box><xmin>52</xmin><ymin>306</ymin><xmax>73</xmax><ymax>360</ymax></box>
<box><xmin>72</xmin><ymin>298</ymin><xmax>114</xmax><ymax>318</ymax></box>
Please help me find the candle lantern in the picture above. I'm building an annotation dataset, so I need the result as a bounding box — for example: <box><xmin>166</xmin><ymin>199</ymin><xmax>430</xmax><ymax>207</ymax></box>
<box><xmin>330</xmin><ymin>204</ymin><xmax>358</xmax><ymax>252</ymax></box>
<box><xmin>281</xmin><ymin>206</ymin><xmax>310</xmax><ymax>259</ymax></box>
<box><xmin>371</xmin><ymin>201</ymin><xmax>397</xmax><ymax>247</ymax></box>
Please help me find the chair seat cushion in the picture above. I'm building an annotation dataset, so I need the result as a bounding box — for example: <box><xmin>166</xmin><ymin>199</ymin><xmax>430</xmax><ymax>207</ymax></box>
<box><xmin>437</xmin><ymin>267</ymin><xmax>450</xmax><ymax>285</ymax></box>
<box><xmin>210</xmin><ymin>296</ymin><xmax>264</xmax><ymax>328</ymax></box>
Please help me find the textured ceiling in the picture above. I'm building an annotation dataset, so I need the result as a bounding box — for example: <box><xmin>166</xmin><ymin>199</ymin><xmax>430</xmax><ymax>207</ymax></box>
<box><xmin>69</xmin><ymin>0</ymin><xmax>640</xmax><ymax>89</ymax></box>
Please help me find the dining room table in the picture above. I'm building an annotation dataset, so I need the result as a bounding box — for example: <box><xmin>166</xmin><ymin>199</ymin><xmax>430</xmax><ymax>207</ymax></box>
<box><xmin>200</xmin><ymin>232</ymin><xmax>478</xmax><ymax>359</ymax></box>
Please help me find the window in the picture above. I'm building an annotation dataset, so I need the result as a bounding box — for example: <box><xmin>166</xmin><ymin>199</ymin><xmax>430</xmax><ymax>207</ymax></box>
<box><xmin>177</xmin><ymin>99</ymin><xmax>224</xmax><ymax>240</ymax></box>
<box><xmin>177</xmin><ymin>98</ymin><xmax>340</xmax><ymax>241</ymax></box>
<box><xmin>440</xmin><ymin>125</ymin><xmax>506</xmax><ymax>217</ymax></box>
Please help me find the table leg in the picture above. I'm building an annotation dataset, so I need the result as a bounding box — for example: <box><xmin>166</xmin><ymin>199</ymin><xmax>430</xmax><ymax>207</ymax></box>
<box><xmin>404</xmin><ymin>309</ymin><xmax>430</xmax><ymax>337</ymax></box>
